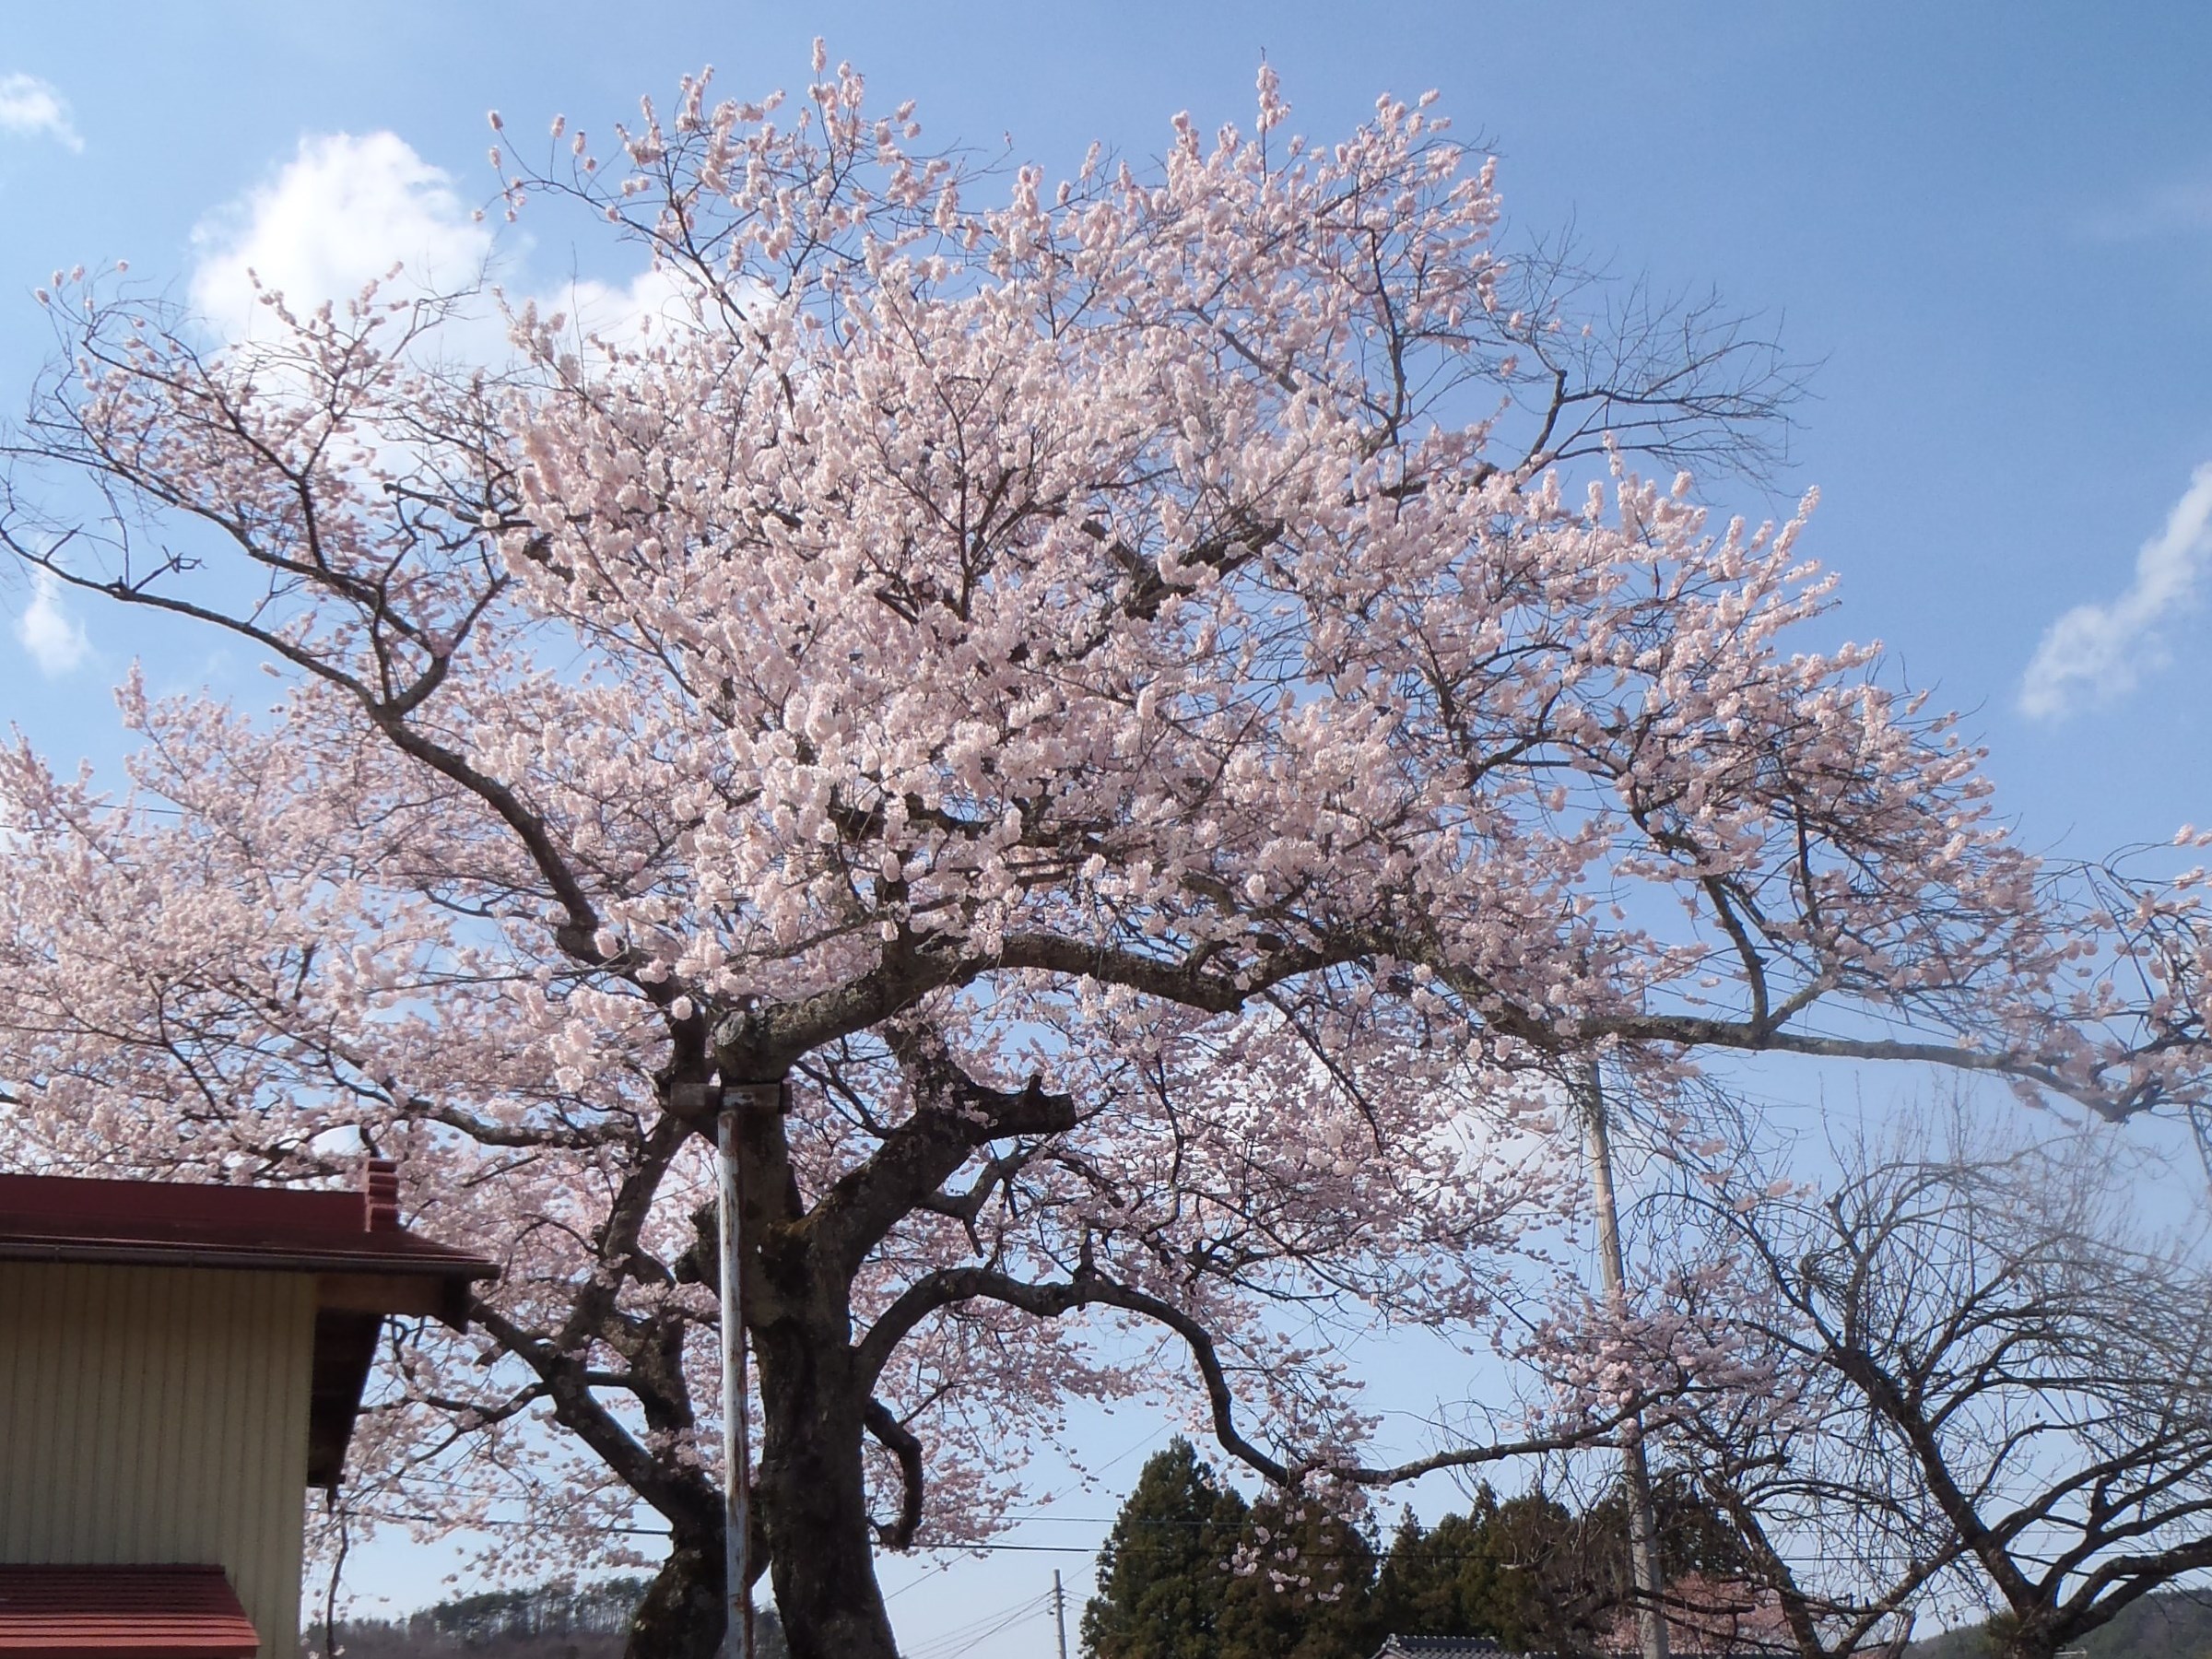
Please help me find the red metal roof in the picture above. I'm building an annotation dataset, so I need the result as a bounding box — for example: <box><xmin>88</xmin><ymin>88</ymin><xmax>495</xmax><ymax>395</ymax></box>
<box><xmin>0</xmin><ymin>1163</ymin><xmax>497</xmax><ymax>1282</ymax></box>
<box><xmin>0</xmin><ymin>1565</ymin><xmax>257</xmax><ymax>1658</ymax></box>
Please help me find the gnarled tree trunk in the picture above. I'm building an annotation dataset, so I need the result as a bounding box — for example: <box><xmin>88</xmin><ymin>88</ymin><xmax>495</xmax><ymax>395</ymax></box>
<box><xmin>626</xmin><ymin>1535</ymin><xmax>726</xmax><ymax>1659</ymax></box>
<box><xmin>754</xmin><ymin>1323</ymin><xmax>900</xmax><ymax>1659</ymax></box>
<box><xmin>722</xmin><ymin>1084</ymin><xmax>912</xmax><ymax>1659</ymax></box>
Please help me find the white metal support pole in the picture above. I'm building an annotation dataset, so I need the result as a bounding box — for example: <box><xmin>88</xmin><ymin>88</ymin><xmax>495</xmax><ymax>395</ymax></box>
<box><xmin>1581</xmin><ymin>1060</ymin><xmax>1669</xmax><ymax>1659</ymax></box>
<box><xmin>717</xmin><ymin>1100</ymin><xmax>755</xmax><ymax>1659</ymax></box>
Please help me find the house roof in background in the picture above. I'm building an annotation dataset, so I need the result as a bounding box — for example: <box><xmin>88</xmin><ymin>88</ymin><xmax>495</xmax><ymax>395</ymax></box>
<box><xmin>0</xmin><ymin>1564</ymin><xmax>259</xmax><ymax>1658</ymax></box>
<box><xmin>0</xmin><ymin>1164</ymin><xmax>498</xmax><ymax>1283</ymax></box>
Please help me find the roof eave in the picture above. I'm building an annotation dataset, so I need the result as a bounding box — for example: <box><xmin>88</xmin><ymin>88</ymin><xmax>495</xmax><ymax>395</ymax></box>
<box><xmin>0</xmin><ymin>1237</ymin><xmax>498</xmax><ymax>1289</ymax></box>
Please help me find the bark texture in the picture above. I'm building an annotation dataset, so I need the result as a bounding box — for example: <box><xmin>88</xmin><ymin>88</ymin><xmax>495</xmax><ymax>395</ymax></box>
<box><xmin>626</xmin><ymin>1539</ymin><xmax>725</xmax><ymax>1659</ymax></box>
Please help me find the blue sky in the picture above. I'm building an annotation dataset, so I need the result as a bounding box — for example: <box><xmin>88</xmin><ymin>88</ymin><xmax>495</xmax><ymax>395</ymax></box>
<box><xmin>3</xmin><ymin>2</ymin><xmax>2210</xmax><ymax>1649</ymax></box>
<box><xmin>8</xmin><ymin>4</ymin><xmax>2212</xmax><ymax>845</ymax></box>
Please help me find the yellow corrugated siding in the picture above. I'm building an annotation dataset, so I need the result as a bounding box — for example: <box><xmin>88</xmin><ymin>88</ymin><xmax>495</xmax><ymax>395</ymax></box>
<box><xmin>0</xmin><ymin>1262</ymin><xmax>314</xmax><ymax>1659</ymax></box>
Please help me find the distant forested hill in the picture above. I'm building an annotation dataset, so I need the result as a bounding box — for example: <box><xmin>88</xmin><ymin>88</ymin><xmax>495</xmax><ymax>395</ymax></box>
<box><xmin>1911</xmin><ymin>1593</ymin><xmax>2212</xmax><ymax>1659</ymax></box>
<box><xmin>311</xmin><ymin>1578</ymin><xmax>789</xmax><ymax>1659</ymax></box>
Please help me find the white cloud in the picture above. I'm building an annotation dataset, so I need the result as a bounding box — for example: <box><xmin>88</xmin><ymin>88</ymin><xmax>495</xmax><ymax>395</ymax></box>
<box><xmin>188</xmin><ymin>132</ymin><xmax>498</xmax><ymax>344</ymax></box>
<box><xmin>14</xmin><ymin>572</ymin><xmax>91</xmax><ymax>677</ymax></box>
<box><xmin>2020</xmin><ymin>464</ymin><xmax>2212</xmax><ymax>720</ymax></box>
<box><xmin>2082</xmin><ymin>177</ymin><xmax>2212</xmax><ymax>242</ymax></box>
<box><xmin>0</xmin><ymin>73</ymin><xmax>82</xmax><ymax>153</ymax></box>
<box><xmin>556</xmin><ymin>264</ymin><xmax>713</xmax><ymax>352</ymax></box>
<box><xmin>187</xmin><ymin>131</ymin><xmax>709</xmax><ymax>364</ymax></box>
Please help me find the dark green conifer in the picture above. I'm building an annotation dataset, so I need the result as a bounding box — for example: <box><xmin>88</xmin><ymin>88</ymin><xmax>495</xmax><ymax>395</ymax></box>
<box><xmin>1215</xmin><ymin>1489</ymin><xmax>1381</xmax><ymax>1659</ymax></box>
<box><xmin>1080</xmin><ymin>1439</ymin><xmax>1253</xmax><ymax>1659</ymax></box>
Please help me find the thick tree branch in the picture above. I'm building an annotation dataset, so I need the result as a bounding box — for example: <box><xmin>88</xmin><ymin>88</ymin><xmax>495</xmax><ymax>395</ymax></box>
<box><xmin>864</xmin><ymin>1398</ymin><xmax>925</xmax><ymax>1549</ymax></box>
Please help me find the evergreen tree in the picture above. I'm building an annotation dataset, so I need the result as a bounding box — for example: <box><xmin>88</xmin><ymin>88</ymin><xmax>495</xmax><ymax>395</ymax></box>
<box><xmin>1216</xmin><ymin>1491</ymin><xmax>1380</xmax><ymax>1659</ymax></box>
<box><xmin>1081</xmin><ymin>1440</ymin><xmax>1253</xmax><ymax>1659</ymax></box>
<box><xmin>1371</xmin><ymin>1486</ymin><xmax>1585</xmax><ymax>1651</ymax></box>
<box><xmin>1085</xmin><ymin>1453</ymin><xmax>1751</xmax><ymax>1659</ymax></box>
<box><xmin>1593</xmin><ymin>1470</ymin><xmax>1755</xmax><ymax>1586</ymax></box>
<box><xmin>1370</xmin><ymin>1475</ymin><xmax>1754</xmax><ymax>1653</ymax></box>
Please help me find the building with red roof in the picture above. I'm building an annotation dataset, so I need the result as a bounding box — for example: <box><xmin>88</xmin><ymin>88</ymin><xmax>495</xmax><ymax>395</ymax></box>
<box><xmin>0</xmin><ymin>1162</ymin><xmax>496</xmax><ymax>1659</ymax></box>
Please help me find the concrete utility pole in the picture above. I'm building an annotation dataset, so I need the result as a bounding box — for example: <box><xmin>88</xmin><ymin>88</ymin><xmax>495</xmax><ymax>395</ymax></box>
<box><xmin>1052</xmin><ymin>1571</ymin><xmax>1070</xmax><ymax>1659</ymax></box>
<box><xmin>718</xmin><ymin>1082</ymin><xmax>785</xmax><ymax>1659</ymax></box>
<box><xmin>1580</xmin><ymin>1060</ymin><xmax>1669</xmax><ymax>1659</ymax></box>
<box><xmin>717</xmin><ymin>1102</ymin><xmax>754</xmax><ymax>1659</ymax></box>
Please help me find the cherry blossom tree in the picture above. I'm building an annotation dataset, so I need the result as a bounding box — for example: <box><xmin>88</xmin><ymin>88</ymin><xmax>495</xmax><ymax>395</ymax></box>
<box><xmin>4</xmin><ymin>48</ymin><xmax>2209</xmax><ymax>1659</ymax></box>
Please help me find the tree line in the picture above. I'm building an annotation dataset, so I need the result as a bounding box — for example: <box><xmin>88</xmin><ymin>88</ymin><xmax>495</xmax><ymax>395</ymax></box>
<box><xmin>1082</xmin><ymin>1440</ymin><xmax>1760</xmax><ymax>1659</ymax></box>
<box><xmin>313</xmin><ymin>1581</ymin><xmax>789</xmax><ymax>1659</ymax></box>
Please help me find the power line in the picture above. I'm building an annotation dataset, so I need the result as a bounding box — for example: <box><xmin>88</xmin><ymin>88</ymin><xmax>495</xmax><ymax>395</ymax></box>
<box><xmin>902</xmin><ymin>1592</ymin><xmax>1053</xmax><ymax>1659</ymax></box>
<box><xmin>901</xmin><ymin>1590</ymin><xmax>1048</xmax><ymax>1654</ymax></box>
<box><xmin>349</xmin><ymin>1507</ymin><xmax>1943</xmax><ymax>1567</ymax></box>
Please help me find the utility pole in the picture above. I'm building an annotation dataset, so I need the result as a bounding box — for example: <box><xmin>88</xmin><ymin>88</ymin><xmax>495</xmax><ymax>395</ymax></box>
<box><xmin>1052</xmin><ymin>1571</ymin><xmax>1069</xmax><ymax>1659</ymax></box>
<box><xmin>1580</xmin><ymin>1060</ymin><xmax>1669</xmax><ymax>1659</ymax></box>
<box><xmin>718</xmin><ymin>1080</ymin><xmax>785</xmax><ymax>1659</ymax></box>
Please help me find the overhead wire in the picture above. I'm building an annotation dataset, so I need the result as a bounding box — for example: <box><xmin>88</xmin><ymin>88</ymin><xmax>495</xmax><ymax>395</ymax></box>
<box><xmin>347</xmin><ymin>1504</ymin><xmax>1939</xmax><ymax>1567</ymax></box>
<box><xmin>900</xmin><ymin>1590</ymin><xmax>1054</xmax><ymax>1659</ymax></box>
<box><xmin>899</xmin><ymin>1591</ymin><xmax>1043</xmax><ymax>1654</ymax></box>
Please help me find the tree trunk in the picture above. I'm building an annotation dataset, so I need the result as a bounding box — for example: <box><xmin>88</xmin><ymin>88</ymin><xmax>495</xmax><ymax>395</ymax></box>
<box><xmin>1991</xmin><ymin>1611</ymin><xmax>2061</xmax><ymax>1659</ymax></box>
<box><xmin>626</xmin><ymin>1535</ymin><xmax>725</xmax><ymax>1659</ymax></box>
<box><xmin>749</xmin><ymin>1271</ymin><xmax>901</xmax><ymax>1659</ymax></box>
